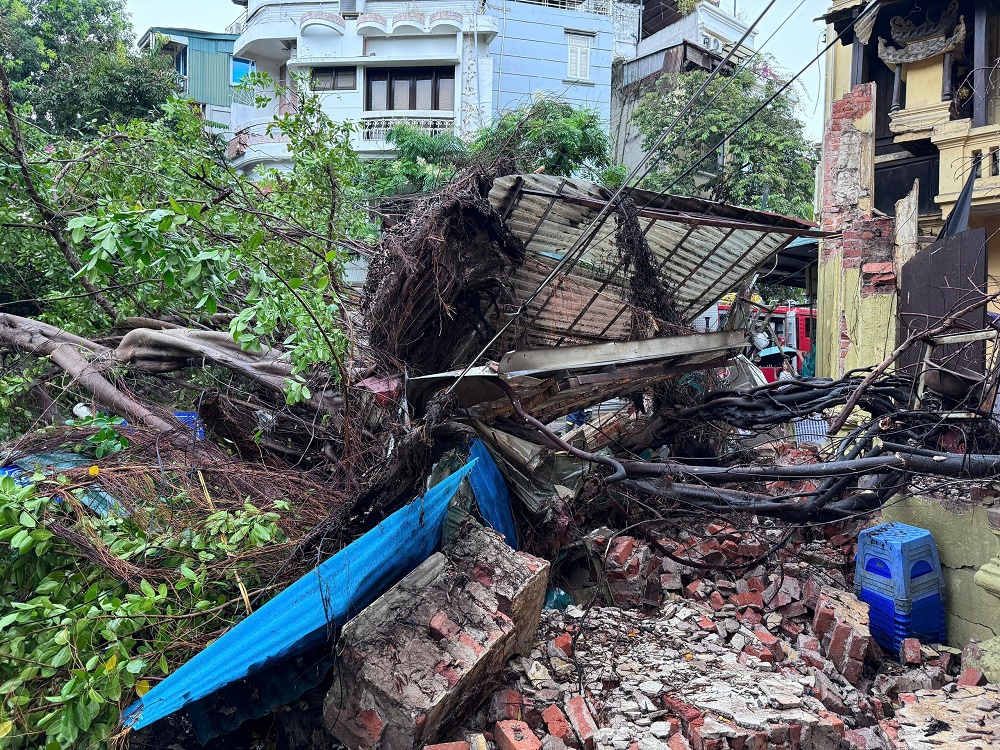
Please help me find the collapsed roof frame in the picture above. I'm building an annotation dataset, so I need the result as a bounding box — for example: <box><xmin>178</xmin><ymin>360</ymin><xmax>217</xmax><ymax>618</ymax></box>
<box><xmin>487</xmin><ymin>175</ymin><xmax>826</xmax><ymax>350</ymax></box>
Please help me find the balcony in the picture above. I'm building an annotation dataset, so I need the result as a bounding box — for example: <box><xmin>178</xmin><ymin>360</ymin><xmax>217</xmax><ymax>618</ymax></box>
<box><xmin>359</xmin><ymin>113</ymin><xmax>456</xmax><ymax>143</ymax></box>
<box><xmin>932</xmin><ymin>120</ymin><xmax>1000</xmax><ymax>218</ymax></box>
<box><xmin>511</xmin><ymin>0</ymin><xmax>613</xmax><ymax>16</ymax></box>
<box><xmin>236</xmin><ymin>1</ymin><xmax>342</xmax><ymax>58</ymax></box>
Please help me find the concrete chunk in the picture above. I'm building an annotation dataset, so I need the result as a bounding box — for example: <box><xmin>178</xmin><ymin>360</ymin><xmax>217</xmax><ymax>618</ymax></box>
<box><xmin>324</xmin><ymin>519</ymin><xmax>549</xmax><ymax>750</ymax></box>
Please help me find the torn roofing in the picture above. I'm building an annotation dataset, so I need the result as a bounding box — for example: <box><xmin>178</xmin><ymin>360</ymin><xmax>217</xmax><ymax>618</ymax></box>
<box><xmin>488</xmin><ymin>174</ymin><xmax>824</xmax><ymax>342</ymax></box>
<box><xmin>124</xmin><ymin>445</ymin><xmax>515</xmax><ymax>735</ymax></box>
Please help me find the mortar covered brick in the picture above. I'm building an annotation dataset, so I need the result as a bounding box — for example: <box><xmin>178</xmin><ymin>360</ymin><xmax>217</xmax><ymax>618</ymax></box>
<box><xmin>495</xmin><ymin>721</ymin><xmax>541</xmax><ymax>750</ymax></box>
<box><xmin>565</xmin><ymin>697</ymin><xmax>598</xmax><ymax>750</ymax></box>
<box><xmin>812</xmin><ymin>588</ymin><xmax>872</xmax><ymax>685</ymax></box>
<box><xmin>324</xmin><ymin>520</ymin><xmax>549</xmax><ymax>750</ymax></box>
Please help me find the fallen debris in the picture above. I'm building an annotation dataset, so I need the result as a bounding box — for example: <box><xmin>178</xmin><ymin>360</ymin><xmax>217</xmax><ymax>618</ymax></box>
<box><xmin>324</xmin><ymin>517</ymin><xmax>548</xmax><ymax>750</ymax></box>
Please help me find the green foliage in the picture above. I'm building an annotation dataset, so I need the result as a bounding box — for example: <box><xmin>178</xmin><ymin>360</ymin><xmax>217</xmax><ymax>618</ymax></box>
<box><xmin>361</xmin><ymin>124</ymin><xmax>469</xmax><ymax>195</ymax></box>
<box><xmin>1</xmin><ymin>82</ymin><xmax>364</xmax><ymax>393</ymax></box>
<box><xmin>632</xmin><ymin>64</ymin><xmax>816</xmax><ymax>220</ymax></box>
<box><xmin>470</xmin><ymin>97</ymin><xmax>612</xmax><ymax>180</ymax></box>
<box><xmin>0</xmin><ymin>0</ymin><xmax>177</xmax><ymax>135</ymax></box>
<box><xmin>0</xmin><ymin>476</ymin><xmax>287</xmax><ymax>748</ymax></box>
<box><xmin>0</xmin><ymin>371</ymin><xmax>39</xmax><ymax>443</ymax></box>
<box><xmin>31</xmin><ymin>43</ymin><xmax>180</xmax><ymax>136</ymax></box>
<box><xmin>64</xmin><ymin>415</ymin><xmax>129</xmax><ymax>458</ymax></box>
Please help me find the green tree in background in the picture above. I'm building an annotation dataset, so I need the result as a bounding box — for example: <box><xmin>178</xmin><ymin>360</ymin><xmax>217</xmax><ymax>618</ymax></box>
<box><xmin>0</xmin><ymin>0</ymin><xmax>178</xmax><ymax>135</ymax></box>
<box><xmin>359</xmin><ymin>96</ymin><xmax>621</xmax><ymax>196</ymax></box>
<box><xmin>632</xmin><ymin>64</ymin><xmax>816</xmax><ymax>220</ymax></box>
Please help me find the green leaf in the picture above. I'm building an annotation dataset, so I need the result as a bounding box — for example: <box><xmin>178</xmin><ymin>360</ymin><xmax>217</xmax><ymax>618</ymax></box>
<box><xmin>0</xmin><ymin>612</ymin><xmax>19</xmax><ymax>629</ymax></box>
<box><xmin>50</xmin><ymin>645</ymin><xmax>72</xmax><ymax>668</ymax></box>
<box><xmin>18</xmin><ymin>511</ymin><xmax>36</xmax><ymax>528</ymax></box>
<box><xmin>125</xmin><ymin>659</ymin><xmax>146</xmax><ymax>674</ymax></box>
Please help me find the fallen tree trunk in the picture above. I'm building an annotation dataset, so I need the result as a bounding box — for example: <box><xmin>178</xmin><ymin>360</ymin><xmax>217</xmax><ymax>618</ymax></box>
<box><xmin>0</xmin><ymin>314</ymin><xmax>344</xmax><ymax>441</ymax></box>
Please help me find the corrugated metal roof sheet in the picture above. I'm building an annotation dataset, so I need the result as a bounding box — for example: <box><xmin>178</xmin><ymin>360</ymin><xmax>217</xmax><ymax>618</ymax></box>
<box><xmin>488</xmin><ymin>174</ymin><xmax>824</xmax><ymax>344</ymax></box>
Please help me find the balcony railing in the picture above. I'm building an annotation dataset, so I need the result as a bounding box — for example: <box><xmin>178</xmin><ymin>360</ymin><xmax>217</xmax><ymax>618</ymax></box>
<box><xmin>360</xmin><ymin>114</ymin><xmax>455</xmax><ymax>141</ymax></box>
<box><xmin>512</xmin><ymin>0</ymin><xmax>612</xmax><ymax>16</ymax></box>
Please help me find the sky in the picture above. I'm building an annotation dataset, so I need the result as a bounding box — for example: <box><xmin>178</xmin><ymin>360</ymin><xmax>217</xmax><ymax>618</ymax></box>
<box><xmin>124</xmin><ymin>0</ymin><xmax>830</xmax><ymax>139</ymax></box>
<box><xmin>733</xmin><ymin>0</ymin><xmax>830</xmax><ymax>141</ymax></box>
<box><xmin>126</xmin><ymin>0</ymin><xmax>241</xmax><ymax>39</ymax></box>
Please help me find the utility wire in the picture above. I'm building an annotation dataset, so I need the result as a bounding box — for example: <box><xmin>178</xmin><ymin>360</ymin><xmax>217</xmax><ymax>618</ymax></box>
<box><xmin>663</xmin><ymin>1</ymin><xmax>880</xmax><ymax>194</ymax></box>
<box><xmin>629</xmin><ymin>0</ymin><xmax>811</xmax><ymax>189</ymax></box>
<box><xmin>446</xmin><ymin>0</ymin><xmax>782</xmax><ymax>393</ymax></box>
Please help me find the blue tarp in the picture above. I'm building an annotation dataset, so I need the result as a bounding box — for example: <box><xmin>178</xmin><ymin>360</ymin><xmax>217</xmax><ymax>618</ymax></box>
<box><xmin>124</xmin><ymin>441</ymin><xmax>514</xmax><ymax>732</ymax></box>
<box><xmin>468</xmin><ymin>439</ymin><xmax>517</xmax><ymax>549</ymax></box>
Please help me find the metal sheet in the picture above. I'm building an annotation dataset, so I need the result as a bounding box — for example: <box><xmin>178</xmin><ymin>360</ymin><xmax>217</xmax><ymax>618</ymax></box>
<box><xmin>498</xmin><ymin>329</ymin><xmax>744</xmax><ymax>375</ymax></box>
<box><xmin>488</xmin><ymin>175</ymin><xmax>823</xmax><ymax>342</ymax></box>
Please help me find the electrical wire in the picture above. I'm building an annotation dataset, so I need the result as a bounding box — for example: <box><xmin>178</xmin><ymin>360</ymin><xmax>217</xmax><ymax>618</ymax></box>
<box><xmin>445</xmin><ymin>0</ymin><xmax>784</xmax><ymax>395</ymax></box>
<box><xmin>662</xmin><ymin>1</ymin><xmax>880</xmax><ymax>193</ymax></box>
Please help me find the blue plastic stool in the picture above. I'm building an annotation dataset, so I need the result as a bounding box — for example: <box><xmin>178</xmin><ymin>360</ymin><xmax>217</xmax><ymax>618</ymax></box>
<box><xmin>854</xmin><ymin>522</ymin><xmax>946</xmax><ymax>655</ymax></box>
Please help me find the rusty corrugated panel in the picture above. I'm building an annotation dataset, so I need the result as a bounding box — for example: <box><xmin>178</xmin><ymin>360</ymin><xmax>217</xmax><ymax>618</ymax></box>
<box><xmin>488</xmin><ymin>174</ymin><xmax>824</xmax><ymax>344</ymax></box>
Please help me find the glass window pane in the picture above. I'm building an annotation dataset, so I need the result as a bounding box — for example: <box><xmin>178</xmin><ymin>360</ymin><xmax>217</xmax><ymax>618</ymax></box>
<box><xmin>369</xmin><ymin>78</ymin><xmax>387</xmax><ymax>110</ymax></box>
<box><xmin>336</xmin><ymin>68</ymin><xmax>355</xmax><ymax>89</ymax></box>
<box><xmin>232</xmin><ymin>57</ymin><xmax>255</xmax><ymax>85</ymax></box>
<box><xmin>312</xmin><ymin>69</ymin><xmax>331</xmax><ymax>91</ymax></box>
<box><xmin>392</xmin><ymin>77</ymin><xmax>411</xmax><ymax>110</ymax></box>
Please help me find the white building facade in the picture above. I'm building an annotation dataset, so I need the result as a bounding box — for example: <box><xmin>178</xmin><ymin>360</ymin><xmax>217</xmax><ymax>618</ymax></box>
<box><xmin>226</xmin><ymin>0</ymin><xmax>640</xmax><ymax>174</ymax></box>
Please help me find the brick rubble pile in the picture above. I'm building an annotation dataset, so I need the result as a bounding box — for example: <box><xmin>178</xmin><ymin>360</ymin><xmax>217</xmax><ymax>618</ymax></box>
<box><xmin>421</xmin><ymin>524</ymin><xmax>993</xmax><ymax>750</ymax></box>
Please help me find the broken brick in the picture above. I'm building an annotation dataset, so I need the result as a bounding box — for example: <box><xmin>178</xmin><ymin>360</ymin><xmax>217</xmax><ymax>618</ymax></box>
<box><xmin>429</xmin><ymin>612</ymin><xmax>461</xmax><ymax>641</ymax></box>
<box><xmin>957</xmin><ymin>667</ymin><xmax>987</xmax><ymax>686</ymax></box>
<box><xmin>900</xmin><ymin>638</ymin><xmax>921</xmax><ymax>666</ymax></box>
<box><xmin>565</xmin><ymin>697</ymin><xmax>598</xmax><ymax>750</ymax></box>
<box><xmin>730</xmin><ymin>591</ymin><xmax>764</xmax><ymax>610</ymax></box>
<box><xmin>490</xmin><ymin>690</ymin><xmax>524</xmax><ymax>722</ymax></box>
<box><xmin>541</xmin><ymin>704</ymin><xmax>575</xmax><ymax>746</ymax></box>
<box><xmin>552</xmin><ymin>633</ymin><xmax>573</xmax><ymax>658</ymax></box>
<box><xmin>495</xmin><ymin>720</ymin><xmax>542</xmax><ymax>750</ymax></box>
<box><xmin>608</xmin><ymin>537</ymin><xmax>638</xmax><ymax>567</ymax></box>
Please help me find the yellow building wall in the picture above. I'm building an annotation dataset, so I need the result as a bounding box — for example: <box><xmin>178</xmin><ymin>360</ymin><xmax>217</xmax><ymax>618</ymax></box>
<box><xmin>901</xmin><ymin>58</ymin><xmax>942</xmax><ymax>109</ymax></box>
<box><xmin>817</xmin><ymin>257</ymin><xmax>897</xmax><ymax>379</ymax></box>
<box><xmin>883</xmin><ymin>497</ymin><xmax>1000</xmax><ymax>650</ymax></box>
<box><xmin>825</xmin><ymin>35</ymin><xmax>854</xmax><ymax>124</ymax></box>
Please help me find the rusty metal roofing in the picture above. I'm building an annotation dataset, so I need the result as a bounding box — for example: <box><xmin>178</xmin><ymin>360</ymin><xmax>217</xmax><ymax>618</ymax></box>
<box><xmin>488</xmin><ymin>174</ymin><xmax>824</xmax><ymax>345</ymax></box>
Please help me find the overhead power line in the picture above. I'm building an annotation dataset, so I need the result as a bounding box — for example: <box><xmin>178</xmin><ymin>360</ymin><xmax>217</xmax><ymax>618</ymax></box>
<box><xmin>447</xmin><ymin>0</ymin><xmax>783</xmax><ymax>392</ymax></box>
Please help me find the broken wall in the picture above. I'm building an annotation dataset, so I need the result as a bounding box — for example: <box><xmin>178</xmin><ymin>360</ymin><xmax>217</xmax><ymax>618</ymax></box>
<box><xmin>817</xmin><ymin>83</ymin><xmax>898</xmax><ymax>379</ymax></box>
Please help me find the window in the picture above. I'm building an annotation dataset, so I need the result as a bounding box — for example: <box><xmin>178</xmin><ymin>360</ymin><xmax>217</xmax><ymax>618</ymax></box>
<box><xmin>232</xmin><ymin>57</ymin><xmax>256</xmax><ymax>86</ymax></box>
<box><xmin>312</xmin><ymin>67</ymin><xmax>356</xmax><ymax>91</ymax></box>
<box><xmin>567</xmin><ymin>33</ymin><xmax>592</xmax><ymax>80</ymax></box>
<box><xmin>174</xmin><ymin>47</ymin><xmax>188</xmax><ymax>77</ymax></box>
<box><xmin>365</xmin><ymin>67</ymin><xmax>455</xmax><ymax>111</ymax></box>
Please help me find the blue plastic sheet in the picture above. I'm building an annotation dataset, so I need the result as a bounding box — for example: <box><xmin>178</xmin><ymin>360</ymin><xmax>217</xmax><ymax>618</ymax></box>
<box><xmin>467</xmin><ymin>439</ymin><xmax>517</xmax><ymax>549</ymax></box>
<box><xmin>125</xmin><ymin>443</ymin><xmax>515</xmax><ymax>732</ymax></box>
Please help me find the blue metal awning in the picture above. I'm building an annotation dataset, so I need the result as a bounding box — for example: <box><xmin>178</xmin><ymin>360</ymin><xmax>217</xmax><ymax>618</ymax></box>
<box><xmin>124</xmin><ymin>441</ymin><xmax>515</xmax><ymax>735</ymax></box>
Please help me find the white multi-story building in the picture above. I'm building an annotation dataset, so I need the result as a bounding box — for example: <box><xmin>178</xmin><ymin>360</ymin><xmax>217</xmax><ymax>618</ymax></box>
<box><xmin>611</xmin><ymin>0</ymin><xmax>756</xmax><ymax>170</ymax></box>
<box><xmin>225</xmin><ymin>0</ymin><xmax>640</xmax><ymax>174</ymax></box>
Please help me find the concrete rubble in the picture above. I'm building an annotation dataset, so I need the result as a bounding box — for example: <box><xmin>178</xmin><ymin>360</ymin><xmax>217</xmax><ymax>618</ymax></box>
<box><xmin>324</xmin><ymin>517</ymin><xmax>549</xmax><ymax>750</ymax></box>
<box><xmin>359</xmin><ymin>519</ymin><xmax>992</xmax><ymax>750</ymax></box>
